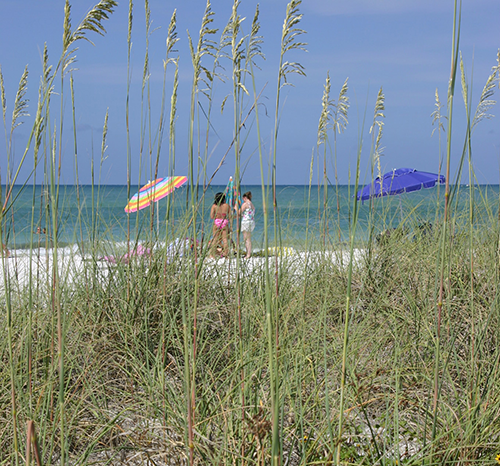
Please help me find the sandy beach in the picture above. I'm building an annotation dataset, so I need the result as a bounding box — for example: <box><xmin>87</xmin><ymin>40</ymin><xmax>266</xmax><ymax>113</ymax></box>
<box><xmin>0</xmin><ymin>244</ymin><xmax>367</xmax><ymax>293</ymax></box>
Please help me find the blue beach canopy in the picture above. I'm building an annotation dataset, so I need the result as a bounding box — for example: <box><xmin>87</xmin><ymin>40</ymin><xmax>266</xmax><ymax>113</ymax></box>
<box><xmin>356</xmin><ymin>168</ymin><xmax>445</xmax><ymax>203</ymax></box>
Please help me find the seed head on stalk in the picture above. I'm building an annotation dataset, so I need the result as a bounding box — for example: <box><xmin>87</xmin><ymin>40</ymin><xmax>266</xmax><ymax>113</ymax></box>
<box><xmin>188</xmin><ymin>0</ymin><xmax>218</xmax><ymax>97</ymax></box>
<box><xmin>431</xmin><ymin>88</ymin><xmax>446</xmax><ymax>137</ymax></box>
<box><xmin>317</xmin><ymin>72</ymin><xmax>332</xmax><ymax>147</ymax></box>
<box><xmin>471</xmin><ymin>50</ymin><xmax>499</xmax><ymax>129</ymax></box>
<box><xmin>62</xmin><ymin>0</ymin><xmax>118</xmax><ymax>73</ymax></box>
<box><xmin>333</xmin><ymin>78</ymin><xmax>349</xmax><ymax>136</ymax></box>
<box><xmin>11</xmin><ymin>66</ymin><xmax>29</xmax><ymax>133</ymax></box>
<box><xmin>248</xmin><ymin>5</ymin><xmax>264</xmax><ymax>67</ymax></box>
<box><xmin>278</xmin><ymin>0</ymin><xmax>307</xmax><ymax>90</ymax></box>
<box><xmin>370</xmin><ymin>87</ymin><xmax>385</xmax><ymax>184</ymax></box>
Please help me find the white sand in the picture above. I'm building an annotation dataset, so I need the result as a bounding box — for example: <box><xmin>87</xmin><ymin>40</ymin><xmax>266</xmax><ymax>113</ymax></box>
<box><xmin>0</xmin><ymin>245</ymin><xmax>366</xmax><ymax>293</ymax></box>
<box><xmin>0</xmin><ymin>245</ymin><xmax>88</xmax><ymax>292</ymax></box>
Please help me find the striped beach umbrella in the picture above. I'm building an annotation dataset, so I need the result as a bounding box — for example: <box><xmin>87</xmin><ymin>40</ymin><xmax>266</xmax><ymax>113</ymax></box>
<box><xmin>224</xmin><ymin>176</ymin><xmax>241</xmax><ymax>212</ymax></box>
<box><xmin>125</xmin><ymin>176</ymin><xmax>187</xmax><ymax>213</ymax></box>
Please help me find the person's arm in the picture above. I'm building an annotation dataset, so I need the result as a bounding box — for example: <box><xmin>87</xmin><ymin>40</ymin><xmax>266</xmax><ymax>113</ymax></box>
<box><xmin>240</xmin><ymin>201</ymin><xmax>247</xmax><ymax>215</ymax></box>
<box><xmin>210</xmin><ymin>204</ymin><xmax>216</xmax><ymax>219</ymax></box>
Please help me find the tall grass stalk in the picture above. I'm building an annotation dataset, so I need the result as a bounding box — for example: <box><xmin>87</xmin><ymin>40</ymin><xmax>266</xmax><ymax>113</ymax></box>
<box><xmin>317</xmin><ymin>72</ymin><xmax>332</xmax><ymax>247</ymax></box>
<box><xmin>197</xmin><ymin>8</ymin><xmax>223</xmax><ymax>238</ymax></box>
<box><xmin>150</xmin><ymin>10</ymin><xmax>178</xmax><ymax>237</ymax></box>
<box><xmin>187</xmin><ymin>0</ymin><xmax>216</xmax><ymax>204</ymax></box>
<box><xmin>272</xmin><ymin>0</ymin><xmax>306</xmax><ymax>289</ymax></box>
<box><xmin>185</xmin><ymin>3</ymin><xmax>217</xmax><ymax>462</ymax></box>
<box><xmin>224</xmin><ymin>0</ymin><xmax>245</xmax><ymax>256</ymax></box>
<box><xmin>1</xmin><ymin>61</ymin><xmax>31</xmax><ymax>466</ymax></box>
<box><xmin>2</xmin><ymin>66</ymin><xmax>31</xmax><ymax>214</ymax></box>
<box><xmin>302</xmin><ymin>151</ymin><xmax>315</xmax><ymax>313</ymax></box>
<box><xmin>460</xmin><ymin>53</ymin><xmax>477</xmax><ymax>417</ymax></box>
<box><xmin>332</xmin><ymin>78</ymin><xmax>349</xmax><ymax>245</ymax></box>
<box><xmin>69</xmin><ymin>75</ymin><xmax>86</xmax><ymax>257</ymax></box>
<box><xmin>315</xmin><ymin>76</ymin><xmax>338</xmax><ymax>455</ymax></box>
<box><xmin>248</xmin><ymin>37</ymin><xmax>274</xmax><ymax>461</ymax></box>
<box><xmin>462</xmin><ymin>51</ymin><xmax>499</xmax><ymax>433</ymax></box>
<box><xmin>335</xmin><ymin>112</ymin><xmax>363</xmax><ymax>466</ymax></box>
<box><xmin>26</xmin><ymin>64</ymin><xmax>46</xmax><ymax>439</ymax></box>
<box><xmin>167</xmin><ymin>59</ymin><xmax>179</xmax><ymax>241</ymax></box>
<box><xmin>161</xmin><ymin>10</ymin><xmax>179</xmax><ymax>291</ymax></box>
<box><xmin>140</xmin><ymin>0</ymin><xmax>152</xmax><ymax>237</ymax></box>
<box><xmin>126</xmin><ymin>0</ymin><xmax>133</xmax><ymax>247</ymax></box>
<box><xmin>268</xmin><ymin>3</ymin><xmax>306</xmax><ymax>462</ymax></box>
<box><xmin>431</xmin><ymin>87</ymin><xmax>445</xmax><ymax>210</ymax></box>
<box><xmin>433</xmin><ymin>2</ymin><xmax>461</xmax><ymax>453</ymax></box>
<box><xmin>369</xmin><ymin>87</ymin><xmax>385</xmax><ymax>227</ymax></box>
<box><xmin>5</xmin><ymin>249</ymin><xmax>18</xmax><ymax>466</ymax></box>
<box><xmin>222</xmin><ymin>2</ymin><xmax>247</xmax><ymax>452</ymax></box>
<box><xmin>365</xmin><ymin>88</ymin><xmax>385</xmax><ymax>282</ymax></box>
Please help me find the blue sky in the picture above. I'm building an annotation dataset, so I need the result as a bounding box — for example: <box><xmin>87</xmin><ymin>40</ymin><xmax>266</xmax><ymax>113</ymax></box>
<box><xmin>0</xmin><ymin>0</ymin><xmax>499</xmax><ymax>186</ymax></box>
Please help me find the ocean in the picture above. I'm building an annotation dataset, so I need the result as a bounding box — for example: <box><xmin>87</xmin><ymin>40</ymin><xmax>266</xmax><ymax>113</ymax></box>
<box><xmin>2</xmin><ymin>184</ymin><xmax>499</xmax><ymax>251</ymax></box>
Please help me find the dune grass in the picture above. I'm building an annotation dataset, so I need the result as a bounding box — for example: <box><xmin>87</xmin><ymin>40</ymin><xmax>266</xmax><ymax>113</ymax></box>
<box><xmin>2</xmin><ymin>215</ymin><xmax>500</xmax><ymax>465</ymax></box>
<box><xmin>1</xmin><ymin>0</ymin><xmax>500</xmax><ymax>465</ymax></box>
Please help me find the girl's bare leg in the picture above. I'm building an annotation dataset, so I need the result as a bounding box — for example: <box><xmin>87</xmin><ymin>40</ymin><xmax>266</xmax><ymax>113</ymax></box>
<box><xmin>210</xmin><ymin>225</ymin><xmax>219</xmax><ymax>258</ymax></box>
<box><xmin>221</xmin><ymin>228</ymin><xmax>228</xmax><ymax>257</ymax></box>
<box><xmin>243</xmin><ymin>231</ymin><xmax>252</xmax><ymax>258</ymax></box>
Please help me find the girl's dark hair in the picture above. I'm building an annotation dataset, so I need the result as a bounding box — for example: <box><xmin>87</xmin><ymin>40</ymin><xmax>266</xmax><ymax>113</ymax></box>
<box><xmin>243</xmin><ymin>191</ymin><xmax>252</xmax><ymax>201</ymax></box>
<box><xmin>214</xmin><ymin>192</ymin><xmax>226</xmax><ymax>205</ymax></box>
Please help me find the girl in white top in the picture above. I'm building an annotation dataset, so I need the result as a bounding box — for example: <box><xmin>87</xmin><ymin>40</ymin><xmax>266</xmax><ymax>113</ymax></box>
<box><xmin>240</xmin><ymin>191</ymin><xmax>255</xmax><ymax>259</ymax></box>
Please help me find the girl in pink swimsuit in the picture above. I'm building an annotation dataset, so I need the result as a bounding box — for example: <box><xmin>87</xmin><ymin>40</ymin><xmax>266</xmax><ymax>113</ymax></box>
<box><xmin>210</xmin><ymin>192</ymin><xmax>230</xmax><ymax>258</ymax></box>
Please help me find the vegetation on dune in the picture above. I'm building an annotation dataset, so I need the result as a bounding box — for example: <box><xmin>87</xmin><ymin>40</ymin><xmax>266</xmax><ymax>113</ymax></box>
<box><xmin>1</xmin><ymin>0</ymin><xmax>500</xmax><ymax>465</ymax></box>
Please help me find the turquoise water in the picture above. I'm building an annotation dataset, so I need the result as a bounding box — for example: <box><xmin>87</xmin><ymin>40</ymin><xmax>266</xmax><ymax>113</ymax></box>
<box><xmin>2</xmin><ymin>184</ymin><xmax>499</xmax><ymax>250</ymax></box>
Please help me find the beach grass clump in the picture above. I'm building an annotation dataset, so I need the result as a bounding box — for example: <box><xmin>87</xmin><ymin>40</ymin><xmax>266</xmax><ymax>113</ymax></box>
<box><xmin>3</xmin><ymin>215</ymin><xmax>500</xmax><ymax>464</ymax></box>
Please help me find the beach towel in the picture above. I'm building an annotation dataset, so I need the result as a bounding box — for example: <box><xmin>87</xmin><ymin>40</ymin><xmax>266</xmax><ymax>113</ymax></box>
<box><xmin>101</xmin><ymin>243</ymin><xmax>151</xmax><ymax>264</ymax></box>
